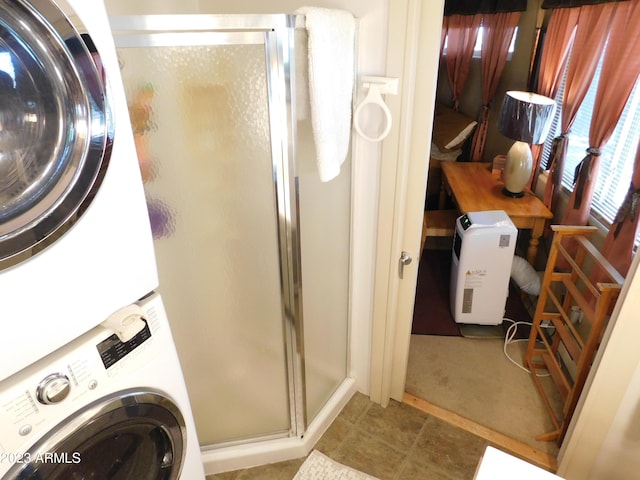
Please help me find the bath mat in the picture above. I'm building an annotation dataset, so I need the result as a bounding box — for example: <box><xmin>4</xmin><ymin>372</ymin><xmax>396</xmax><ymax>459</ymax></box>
<box><xmin>293</xmin><ymin>450</ymin><xmax>379</xmax><ymax>480</ymax></box>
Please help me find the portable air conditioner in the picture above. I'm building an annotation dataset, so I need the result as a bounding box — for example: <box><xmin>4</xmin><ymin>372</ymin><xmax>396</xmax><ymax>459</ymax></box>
<box><xmin>450</xmin><ymin>210</ymin><xmax>517</xmax><ymax>325</ymax></box>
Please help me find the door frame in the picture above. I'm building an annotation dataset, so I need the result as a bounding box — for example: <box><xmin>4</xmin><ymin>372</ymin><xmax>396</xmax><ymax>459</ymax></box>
<box><xmin>369</xmin><ymin>0</ymin><xmax>444</xmax><ymax>406</ymax></box>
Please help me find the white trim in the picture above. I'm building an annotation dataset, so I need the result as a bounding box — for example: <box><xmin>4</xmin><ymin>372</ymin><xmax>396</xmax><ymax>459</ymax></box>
<box><xmin>389</xmin><ymin>1</ymin><xmax>444</xmax><ymax>401</ymax></box>
<box><xmin>369</xmin><ymin>0</ymin><xmax>445</xmax><ymax>406</ymax></box>
<box><xmin>369</xmin><ymin>0</ymin><xmax>412</xmax><ymax>406</ymax></box>
<box><xmin>348</xmin><ymin>136</ymin><xmax>381</xmax><ymax>394</ymax></box>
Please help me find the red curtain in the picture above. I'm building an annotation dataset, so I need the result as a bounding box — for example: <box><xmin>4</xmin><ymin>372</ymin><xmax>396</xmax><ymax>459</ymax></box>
<box><xmin>572</xmin><ymin>1</ymin><xmax>640</xmax><ymax>278</ymax></box>
<box><xmin>542</xmin><ymin>4</ymin><xmax>613</xmax><ymax>214</ymax></box>
<box><xmin>536</xmin><ymin>9</ymin><xmax>578</xmax><ymax>99</ymax></box>
<box><xmin>445</xmin><ymin>14</ymin><xmax>482</xmax><ymax>111</ymax></box>
<box><xmin>598</xmin><ymin>142</ymin><xmax>640</xmax><ymax>278</ymax></box>
<box><xmin>562</xmin><ymin>1</ymin><xmax>640</xmax><ymax>228</ymax></box>
<box><xmin>530</xmin><ymin>7</ymin><xmax>579</xmax><ymax>192</ymax></box>
<box><xmin>469</xmin><ymin>12</ymin><xmax>521</xmax><ymax>162</ymax></box>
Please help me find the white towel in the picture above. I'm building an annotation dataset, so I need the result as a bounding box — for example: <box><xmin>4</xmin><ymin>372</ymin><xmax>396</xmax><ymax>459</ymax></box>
<box><xmin>294</xmin><ymin>28</ymin><xmax>310</xmax><ymax>121</ymax></box>
<box><xmin>296</xmin><ymin>7</ymin><xmax>356</xmax><ymax>182</ymax></box>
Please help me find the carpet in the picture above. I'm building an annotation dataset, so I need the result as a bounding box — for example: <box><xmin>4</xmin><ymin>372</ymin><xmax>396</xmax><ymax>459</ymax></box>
<box><xmin>412</xmin><ymin>248</ymin><xmax>532</xmax><ymax>338</ymax></box>
<box><xmin>294</xmin><ymin>450</ymin><xmax>379</xmax><ymax>480</ymax></box>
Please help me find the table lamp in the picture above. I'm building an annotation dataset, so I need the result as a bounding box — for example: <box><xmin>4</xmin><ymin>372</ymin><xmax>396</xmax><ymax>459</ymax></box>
<box><xmin>498</xmin><ymin>91</ymin><xmax>555</xmax><ymax>198</ymax></box>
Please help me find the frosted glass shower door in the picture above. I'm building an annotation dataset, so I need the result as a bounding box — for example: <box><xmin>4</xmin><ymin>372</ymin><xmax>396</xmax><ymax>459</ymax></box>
<box><xmin>116</xmin><ymin>33</ymin><xmax>291</xmax><ymax>445</ymax></box>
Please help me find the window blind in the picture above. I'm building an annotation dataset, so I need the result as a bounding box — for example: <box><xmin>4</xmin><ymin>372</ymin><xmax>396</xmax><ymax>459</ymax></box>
<box><xmin>541</xmin><ymin>45</ymin><xmax>640</xmax><ymax>226</ymax></box>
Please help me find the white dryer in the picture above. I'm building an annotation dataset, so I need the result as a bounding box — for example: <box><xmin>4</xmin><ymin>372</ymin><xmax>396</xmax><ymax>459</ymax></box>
<box><xmin>0</xmin><ymin>292</ymin><xmax>205</xmax><ymax>479</ymax></box>
<box><xmin>0</xmin><ymin>0</ymin><xmax>158</xmax><ymax>381</ymax></box>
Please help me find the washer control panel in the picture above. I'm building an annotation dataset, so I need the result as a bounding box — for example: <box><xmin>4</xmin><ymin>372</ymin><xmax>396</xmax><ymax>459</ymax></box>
<box><xmin>96</xmin><ymin>321</ymin><xmax>152</xmax><ymax>370</ymax></box>
<box><xmin>0</xmin><ymin>296</ymin><xmax>164</xmax><ymax>459</ymax></box>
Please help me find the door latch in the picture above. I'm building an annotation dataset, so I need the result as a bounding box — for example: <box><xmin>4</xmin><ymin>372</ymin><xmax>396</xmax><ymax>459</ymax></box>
<box><xmin>398</xmin><ymin>251</ymin><xmax>413</xmax><ymax>279</ymax></box>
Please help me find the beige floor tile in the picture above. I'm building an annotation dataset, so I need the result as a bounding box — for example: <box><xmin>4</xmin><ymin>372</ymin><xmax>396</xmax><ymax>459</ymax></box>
<box><xmin>207</xmin><ymin>458</ymin><xmax>304</xmax><ymax>480</ymax></box>
<box><xmin>313</xmin><ymin>415</ymin><xmax>351</xmax><ymax>455</ymax></box>
<box><xmin>207</xmin><ymin>392</ymin><xmax>554</xmax><ymax>480</ymax></box>
<box><xmin>331</xmin><ymin>429</ymin><xmax>406</xmax><ymax>480</ymax></box>
<box><xmin>338</xmin><ymin>391</ymin><xmax>372</xmax><ymax>424</ymax></box>
<box><xmin>409</xmin><ymin>416</ymin><xmax>487</xmax><ymax>479</ymax></box>
<box><xmin>357</xmin><ymin>400</ymin><xmax>428</xmax><ymax>452</ymax></box>
<box><xmin>396</xmin><ymin>457</ymin><xmax>459</xmax><ymax>480</ymax></box>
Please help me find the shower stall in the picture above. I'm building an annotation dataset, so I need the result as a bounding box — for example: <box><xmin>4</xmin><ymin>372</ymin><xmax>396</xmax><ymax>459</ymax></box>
<box><xmin>109</xmin><ymin>14</ymin><xmax>353</xmax><ymax>472</ymax></box>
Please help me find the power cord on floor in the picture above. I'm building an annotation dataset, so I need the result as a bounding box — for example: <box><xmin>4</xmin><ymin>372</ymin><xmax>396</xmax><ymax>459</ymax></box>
<box><xmin>502</xmin><ymin>318</ymin><xmax>551</xmax><ymax>377</ymax></box>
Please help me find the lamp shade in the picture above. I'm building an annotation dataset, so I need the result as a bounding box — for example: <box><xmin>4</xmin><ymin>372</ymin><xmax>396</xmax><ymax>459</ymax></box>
<box><xmin>498</xmin><ymin>91</ymin><xmax>555</xmax><ymax>145</ymax></box>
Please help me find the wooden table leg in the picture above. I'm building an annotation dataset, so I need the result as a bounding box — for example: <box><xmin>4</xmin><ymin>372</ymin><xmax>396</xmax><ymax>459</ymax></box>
<box><xmin>526</xmin><ymin>219</ymin><xmax>545</xmax><ymax>267</ymax></box>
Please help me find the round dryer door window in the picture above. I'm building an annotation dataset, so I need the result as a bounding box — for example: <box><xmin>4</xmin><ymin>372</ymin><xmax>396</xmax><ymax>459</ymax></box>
<box><xmin>2</xmin><ymin>391</ymin><xmax>186</xmax><ymax>479</ymax></box>
<box><xmin>0</xmin><ymin>0</ymin><xmax>111</xmax><ymax>266</ymax></box>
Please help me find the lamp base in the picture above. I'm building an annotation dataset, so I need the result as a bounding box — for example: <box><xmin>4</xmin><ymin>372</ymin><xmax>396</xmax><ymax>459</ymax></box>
<box><xmin>502</xmin><ymin>187</ymin><xmax>525</xmax><ymax>198</ymax></box>
<box><xmin>502</xmin><ymin>140</ymin><xmax>533</xmax><ymax>199</ymax></box>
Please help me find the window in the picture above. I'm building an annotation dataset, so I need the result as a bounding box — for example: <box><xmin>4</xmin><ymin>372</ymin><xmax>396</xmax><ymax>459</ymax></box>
<box><xmin>443</xmin><ymin>26</ymin><xmax>518</xmax><ymax>59</ymax></box>
<box><xmin>541</xmin><ymin>46</ymin><xmax>640</xmax><ymax>227</ymax></box>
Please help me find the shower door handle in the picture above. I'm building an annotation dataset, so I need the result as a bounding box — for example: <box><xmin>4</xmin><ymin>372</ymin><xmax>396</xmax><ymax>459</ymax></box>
<box><xmin>398</xmin><ymin>251</ymin><xmax>412</xmax><ymax>279</ymax></box>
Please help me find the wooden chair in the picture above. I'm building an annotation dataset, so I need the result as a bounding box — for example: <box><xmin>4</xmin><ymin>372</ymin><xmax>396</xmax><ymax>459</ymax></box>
<box><xmin>420</xmin><ymin>209</ymin><xmax>458</xmax><ymax>255</ymax></box>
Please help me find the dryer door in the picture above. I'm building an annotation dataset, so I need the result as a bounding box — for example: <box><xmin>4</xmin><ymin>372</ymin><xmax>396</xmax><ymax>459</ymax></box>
<box><xmin>2</xmin><ymin>391</ymin><xmax>186</xmax><ymax>479</ymax></box>
<box><xmin>0</xmin><ymin>0</ymin><xmax>110</xmax><ymax>267</ymax></box>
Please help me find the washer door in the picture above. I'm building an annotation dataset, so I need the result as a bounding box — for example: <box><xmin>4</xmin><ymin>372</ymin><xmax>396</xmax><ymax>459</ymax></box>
<box><xmin>3</xmin><ymin>390</ymin><xmax>186</xmax><ymax>480</ymax></box>
<box><xmin>0</xmin><ymin>0</ymin><xmax>111</xmax><ymax>267</ymax></box>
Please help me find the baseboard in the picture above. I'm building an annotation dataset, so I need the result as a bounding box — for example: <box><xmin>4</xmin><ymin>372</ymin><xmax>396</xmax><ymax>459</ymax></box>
<box><xmin>201</xmin><ymin>378</ymin><xmax>357</xmax><ymax>475</ymax></box>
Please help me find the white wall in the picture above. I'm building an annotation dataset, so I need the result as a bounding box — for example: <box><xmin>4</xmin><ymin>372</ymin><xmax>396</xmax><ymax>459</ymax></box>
<box><xmin>558</xmin><ymin>251</ymin><xmax>640</xmax><ymax>479</ymax></box>
<box><xmin>105</xmin><ymin>0</ymin><xmax>199</xmax><ymax>13</ymax></box>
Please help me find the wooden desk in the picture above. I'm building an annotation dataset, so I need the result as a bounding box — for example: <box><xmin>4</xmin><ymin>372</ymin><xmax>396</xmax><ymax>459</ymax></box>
<box><xmin>440</xmin><ymin>162</ymin><xmax>553</xmax><ymax>266</ymax></box>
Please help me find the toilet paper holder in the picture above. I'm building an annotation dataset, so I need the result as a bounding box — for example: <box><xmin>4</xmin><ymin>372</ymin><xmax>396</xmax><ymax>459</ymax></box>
<box><xmin>353</xmin><ymin>76</ymin><xmax>398</xmax><ymax>142</ymax></box>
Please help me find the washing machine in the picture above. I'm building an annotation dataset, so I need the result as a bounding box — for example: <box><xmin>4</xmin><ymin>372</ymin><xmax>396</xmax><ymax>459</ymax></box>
<box><xmin>0</xmin><ymin>0</ymin><xmax>158</xmax><ymax>381</ymax></box>
<box><xmin>0</xmin><ymin>292</ymin><xmax>205</xmax><ymax>479</ymax></box>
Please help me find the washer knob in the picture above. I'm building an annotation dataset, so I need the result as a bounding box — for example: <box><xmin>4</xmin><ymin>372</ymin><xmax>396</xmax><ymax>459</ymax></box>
<box><xmin>36</xmin><ymin>373</ymin><xmax>71</xmax><ymax>405</ymax></box>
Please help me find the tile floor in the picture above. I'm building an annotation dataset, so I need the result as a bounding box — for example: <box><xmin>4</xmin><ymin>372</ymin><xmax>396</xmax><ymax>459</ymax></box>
<box><xmin>207</xmin><ymin>392</ymin><xmax>490</xmax><ymax>480</ymax></box>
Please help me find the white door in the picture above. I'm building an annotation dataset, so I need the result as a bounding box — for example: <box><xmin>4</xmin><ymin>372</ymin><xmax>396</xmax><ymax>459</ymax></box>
<box><xmin>369</xmin><ymin>0</ymin><xmax>444</xmax><ymax>406</ymax></box>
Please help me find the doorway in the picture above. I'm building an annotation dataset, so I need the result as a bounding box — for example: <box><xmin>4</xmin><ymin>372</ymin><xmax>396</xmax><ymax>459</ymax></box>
<box><xmin>377</xmin><ymin>1</ymin><xmax>640</xmax><ymax>476</ymax></box>
<box><xmin>406</xmin><ymin>231</ymin><xmax>560</xmax><ymax>459</ymax></box>
<box><xmin>375</xmin><ymin>0</ymin><xmax>559</xmax><ymax>465</ymax></box>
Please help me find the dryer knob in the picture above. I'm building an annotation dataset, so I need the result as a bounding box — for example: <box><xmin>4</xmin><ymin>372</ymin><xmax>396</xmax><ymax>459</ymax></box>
<box><xmin>36</xmin><ymin>373</ymin><xmax>71</xmax><ymax>405</ymax></box>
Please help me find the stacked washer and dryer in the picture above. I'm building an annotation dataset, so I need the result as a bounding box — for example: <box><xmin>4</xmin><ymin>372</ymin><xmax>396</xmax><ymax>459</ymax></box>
<box><xmin>0</xmin><ymin>0</ymin><xmax>204</xmax><ymax>478</ymax></box>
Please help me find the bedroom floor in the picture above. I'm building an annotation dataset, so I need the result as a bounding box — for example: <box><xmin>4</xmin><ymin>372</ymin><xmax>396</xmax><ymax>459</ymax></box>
<box><xmin>405</xmin><ymin>334</ymin><xmax>561</xmax><ymax>459</ymax></box>
<box><xmin>405</xmin><ymin>236</ymin><xmax>560</xmax><ymax>460</ymax></box>
<box><xmin>207</xmin><ymin>392</ymin><xmax>492</xmax><ymax>480</ymax></box>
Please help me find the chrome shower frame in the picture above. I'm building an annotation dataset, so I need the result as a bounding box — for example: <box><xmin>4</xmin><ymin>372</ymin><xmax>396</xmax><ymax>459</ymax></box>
<box><xmin>110</xmin><ymin>13</ymin><xmax>308</xmax><ymax>441</ymax></box>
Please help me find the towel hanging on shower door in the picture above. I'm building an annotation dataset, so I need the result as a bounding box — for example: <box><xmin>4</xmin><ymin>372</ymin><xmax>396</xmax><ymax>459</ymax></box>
<box><xmin>296</xmin><ymin>6</ymin><xmax>356</xmax><ymax>183</ymax></box>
